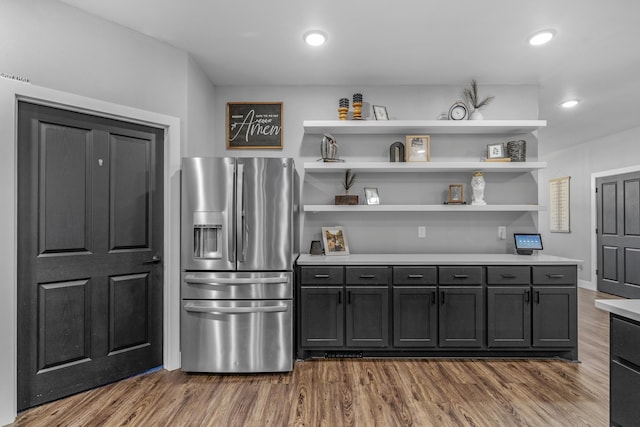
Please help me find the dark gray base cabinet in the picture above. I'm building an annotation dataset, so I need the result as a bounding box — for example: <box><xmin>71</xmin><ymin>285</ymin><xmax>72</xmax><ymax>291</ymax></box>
<box><xmin>486</xmin><ymin>265</ymin><xmax>577</xmax><ymax>349</ymax></box>
<box><xmin>297</xmin><ymin>264</ymin><xmax>578</xmax><ymax>361</ymax></box>
<box><xmin>610</xmin><ymin>315</ymin><xmax>640</xmax><ymax>426</ymax></box>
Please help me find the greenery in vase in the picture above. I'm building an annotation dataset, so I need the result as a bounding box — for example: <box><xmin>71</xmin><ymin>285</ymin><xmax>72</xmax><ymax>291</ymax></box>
<box><xmin>464</xmin><ymin>79</ymin><xmax>495</xmax><ymax>110</ymax></box>
<box><xmin>342</xmin><ymin>169</ymin><xmax>356</xmax><ymax>194</ymax></box>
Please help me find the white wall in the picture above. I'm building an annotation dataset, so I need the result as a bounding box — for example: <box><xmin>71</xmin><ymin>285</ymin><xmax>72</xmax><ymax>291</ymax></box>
<box><xmin>185</xmin><ymin>55</ymin><xmax>216</xmax><ymax>156</ymax></box>
<box><xmin>0</xmin><ymin>1</ymin><xmax>216</xmax><ymax>423</ymax></box>
<box><xmin>540</xmin><ymin>126</ymin><xmax>640</xmax><ymax>288</ymax></box>
<box><xmin>214</xmin><ymin>85</ymin><xmax>541</xmax><ymax>254</ymax></box>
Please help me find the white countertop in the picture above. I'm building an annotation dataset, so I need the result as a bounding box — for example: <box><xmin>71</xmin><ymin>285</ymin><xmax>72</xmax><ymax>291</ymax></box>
<box><xmin>595</xmin><ymin>299</ymin><xmax>640</xmax><ymax>323</ymax></box>
<box><xmin>297</xmin><ymin>253</ymin><xmax>582</xmax><ymax>266</ymax></box>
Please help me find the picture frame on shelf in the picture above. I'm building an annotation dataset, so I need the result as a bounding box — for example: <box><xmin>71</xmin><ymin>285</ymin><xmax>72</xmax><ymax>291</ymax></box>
<box><xmin>487</xmin><ymin>142</ymin><xmax>505</xmax><ymax>159</ymax></box>
<box><xmin>372</xmin><ymin>105</ymin><xmax>389</xmax><ymax>120</ymax></box>
<box><xmin>405</xmin><ymin>135</ymin><xmax>431</xmax><ymax>162</ymax></box>
<box><xmin>447</xmin><ymin>184</ymin><xmax>465</xmax><ymax>204</ymax></box>
<box><xmin>321</xmin><ymin>226</ymin><xmax>350</xmax><ymax>256</ymax></box>
<box><xmin>364</xmin><ymin>187</ymin><xmax>380</xmax><ymax>205</ymax></box>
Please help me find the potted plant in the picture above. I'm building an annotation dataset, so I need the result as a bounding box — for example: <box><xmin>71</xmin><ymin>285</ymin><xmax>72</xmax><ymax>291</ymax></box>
<box><xmin>464</xmin><ymin>79</ymin><xmax>495</xmax><ymax>120</ymax></box>
<box><xmin>335</xmin><ymin>169</ymin><xmax>358</xmax><ymax>205</ymax></box>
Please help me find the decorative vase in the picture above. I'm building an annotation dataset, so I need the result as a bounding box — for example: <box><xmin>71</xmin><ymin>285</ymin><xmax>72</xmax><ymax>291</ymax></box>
<box><xmin>471</xmin><ymin>172</ymin><xmax>487</xmax><ymax>205</ymax></box>
<box><xmin>506</xmin><ymin>140</ymin><xmax>526</xmax><ymax>162</ymax></box>
<box><xmin>469</xmin><ymin>109</ymin><xmax>484</xmax><ymax>120</ymax></box>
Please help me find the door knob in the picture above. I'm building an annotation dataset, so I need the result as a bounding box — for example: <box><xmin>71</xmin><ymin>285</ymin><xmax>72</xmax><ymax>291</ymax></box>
<box><xmin>143</xmin><ymin>256</ymin><xmax>162</xmax><ymax>264</ymax></box>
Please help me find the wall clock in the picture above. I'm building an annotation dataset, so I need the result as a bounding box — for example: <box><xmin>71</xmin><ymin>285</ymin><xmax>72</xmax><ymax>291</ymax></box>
<box><xmin>448</xmin><ymin>101</ymin><xmax>469</xmax><ymax>120</ymax></box>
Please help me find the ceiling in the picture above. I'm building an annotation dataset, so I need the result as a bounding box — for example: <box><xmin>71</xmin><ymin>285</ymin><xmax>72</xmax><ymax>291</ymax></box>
<box><xmin>58</xmin><ymin>0</ymin><xmax>640</xmax><ymax>152</ymax></box>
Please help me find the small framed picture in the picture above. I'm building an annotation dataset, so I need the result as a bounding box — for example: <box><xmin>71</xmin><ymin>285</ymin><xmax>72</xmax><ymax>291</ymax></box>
<box><xmin>322</xmin><ymin>226</ymin><xmax>350</xmax><ymax>256</ymax></box>
<box><xmin>364</xmin><ymin>187</ymin><xmax>380</xmax><ymax>205</ymax></box>
<box><xmin>372</xmin><ymin>105</ymin><xmax>389</xmax><ymax>120</ymax></box>
<box><xmin>448</xmin><ymin>184</ymin><xmax>464</xmax><ymax>204</ymax></box>
<box><xmin>487</xmin><ymin>143</ymin><xmax>505</xmax><ymax>159</ymax></box>
<box><xmin>405</xmin><ymin>135</ymin><xmax>431</xmax><ymax>162</ymax></box>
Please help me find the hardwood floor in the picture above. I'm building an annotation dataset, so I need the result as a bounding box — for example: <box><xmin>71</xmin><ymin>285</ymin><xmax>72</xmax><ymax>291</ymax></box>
<box><xmin>14</xmin><ymin>288</ymin><xmax>619</xmax><ymax>427</ymax></box>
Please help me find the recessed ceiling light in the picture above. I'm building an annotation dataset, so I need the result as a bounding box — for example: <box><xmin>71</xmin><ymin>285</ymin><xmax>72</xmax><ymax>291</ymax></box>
<box><xmin>561</xmin><ymin>99</ymin><xmax>580</xmax><ymax>108</ymax></box>
<box><xmin>529</xmin><ymin>30</ymin><xmax>555</xmax><ymax>46</ymax></box>
<box><xmin>303</xmin><ymin>30</ymin><xmax>327</xmax><ymax>47</ymax></box>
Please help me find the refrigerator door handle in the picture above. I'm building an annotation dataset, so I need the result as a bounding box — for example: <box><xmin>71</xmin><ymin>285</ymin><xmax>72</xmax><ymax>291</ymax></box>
<box><xmin>184</xmin><ymin>276</ymin><xmax>290</xmax><ymax>285</ymax></box>
<box><xmin>226</xmin><ymin>160</ymin><xmax>236</xmax><ymax>263</ymax></box>
<box><xmin>184</xmin><ymin>302</ymin><xmax>288</xmax><ymax>314</ymax></box>
<box><xmin>236</xmin><ymin>162</ymin><xmax>245</xmax><ymax>262</ymax></box>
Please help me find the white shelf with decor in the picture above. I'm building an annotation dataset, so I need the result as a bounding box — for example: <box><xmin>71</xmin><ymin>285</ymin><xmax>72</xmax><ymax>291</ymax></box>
<box><xmin>303</xmin><ymin>204</ymin><xmax>544</xmax><ymax>213</ymax></box>
<box><xmin>303</xmin><ymin>119</ymin><xmax>546</xmax><ymax>136</ymax></box>
<box><xmin>303</xmin><ymin>161</ymin><xmax>546</xmax><ymax>173</ymax></box>
<box><xmin>301</xmin><ymin>118</ymin><xmax>546</xmax><ymax>216</ymax></box>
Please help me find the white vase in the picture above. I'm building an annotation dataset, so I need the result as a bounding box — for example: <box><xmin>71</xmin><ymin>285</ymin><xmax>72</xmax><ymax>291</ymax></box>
<box><xmin>470</xmin><ymin>109</ymin><xmax>484</xmax><ymax>120</ymax></box>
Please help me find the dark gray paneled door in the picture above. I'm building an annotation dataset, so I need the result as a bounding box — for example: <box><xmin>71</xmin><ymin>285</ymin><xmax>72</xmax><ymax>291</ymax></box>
<box><xmin>597</xmin><ymin>171</ymin><xmax>640</xmax><ymax>298</ymax></box>
<box><xmin>17</xmin><ymin>102</ymin><xmax>164</xmax><ymax>410</ymax></box>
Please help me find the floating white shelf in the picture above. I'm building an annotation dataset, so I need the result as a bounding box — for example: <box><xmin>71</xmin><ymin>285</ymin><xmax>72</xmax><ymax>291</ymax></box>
<box><xmin>304</xmin><ymin>161</ymin><xmax>546</xmax><ymax>173</ymax></box>
<box><xmin>303</xmin><ymin>204</ymin><xmax>544</xmax><ymax>213</ymax></box>
<box><xmin>303</xmin><ymin>120</ymin><xmax>546</xmax><ymax>136</ymax></box>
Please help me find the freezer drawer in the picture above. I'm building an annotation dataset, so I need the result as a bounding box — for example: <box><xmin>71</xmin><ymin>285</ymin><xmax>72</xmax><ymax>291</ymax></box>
<box><xmin>182</xmin><ymin>271</ymin><xmax>293</xmax><ymax>300</ymax></box>
<box><xmin>181</xmin><ymin>299</ymin><xmax>293</xmax><ymax>373</ymax></box>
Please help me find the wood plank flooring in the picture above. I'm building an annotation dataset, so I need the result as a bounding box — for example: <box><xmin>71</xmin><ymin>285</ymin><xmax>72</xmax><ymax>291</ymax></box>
<box><xmin>13</xmin><ymin>288</ymin><xmax>620</xmax><ymax>427</ymax></box>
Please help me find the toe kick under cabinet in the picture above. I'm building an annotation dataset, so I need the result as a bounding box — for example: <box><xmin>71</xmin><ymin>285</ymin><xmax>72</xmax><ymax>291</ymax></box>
<box><xmin>296</xmin><ymin>255</ymin><xmax>579</xmax><ymax>361</ymax></box>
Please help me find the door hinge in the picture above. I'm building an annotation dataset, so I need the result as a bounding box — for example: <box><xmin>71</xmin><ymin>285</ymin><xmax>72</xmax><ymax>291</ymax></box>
<box><xmin>596</xmin><ymin>269</ymin><xmax>599</xmax><ymax>276</ymax></box>
<box><xmin>595</xmin><ymin>187</ymin><xmax>598</xmax><ymax>193</ymax></box>
<box><xmin>595</xmin><ymin>228</ymin><xmax>598</xmax><ymax>235</ymax></box>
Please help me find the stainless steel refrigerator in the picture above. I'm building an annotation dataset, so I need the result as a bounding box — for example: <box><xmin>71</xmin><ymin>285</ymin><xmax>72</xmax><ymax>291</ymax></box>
<box><xmin>180</xmin><ymin>157</ymin><xmax>298</xmax><ymax>373</ymax></box>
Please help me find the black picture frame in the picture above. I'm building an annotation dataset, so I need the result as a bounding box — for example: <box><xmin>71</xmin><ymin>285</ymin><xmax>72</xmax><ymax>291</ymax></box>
<box><xmin>226</xmin><ymin>102</ymin><xmax>283</xmax><ymax>149</ymax></box>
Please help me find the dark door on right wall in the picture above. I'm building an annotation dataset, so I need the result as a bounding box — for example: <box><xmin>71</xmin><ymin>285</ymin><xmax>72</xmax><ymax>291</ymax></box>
<box><xmin>597</xmin><ymin>171</ymin><xmax>640</xmax><ymax>298</ymax></box>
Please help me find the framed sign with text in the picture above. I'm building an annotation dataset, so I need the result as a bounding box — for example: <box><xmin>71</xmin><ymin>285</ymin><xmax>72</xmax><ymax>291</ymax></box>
<box><xmin>226</xmin><ymin>102</ymin><xmax>283</xmax><ymax>149</ymax></box>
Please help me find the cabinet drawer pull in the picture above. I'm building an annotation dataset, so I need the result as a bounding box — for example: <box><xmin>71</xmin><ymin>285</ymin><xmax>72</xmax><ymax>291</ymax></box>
<box><xmin>431</xmin><ymin>291</ymin><xmax>436</xmax><ymax>305</ymax></box>
<box><xmin>453</xmin><ymin>274</ymin><xmax>469</xmax><ymax>279</ymax></box>
<box><xmin>535</xmin><ymin>290</ymin><xmax>540</xmax><ymax>304</ymax></box>
<box><xmin>314</xmin><ymin>274</ymin><xmax>330</xmax><ymax>279</ymax></box>
<box><xmin>547</xmin><ymin>274</ymin><xmax>565</xmax><ymax>279</ymax></box>
<box><xmin>441</xmin><ymin>292</ymin><xmax>446</xmax><ymax>304</ymax></box>
<box><xmin>501</xmin><ymin>274</ymin><xmax>516</xmax><ymax>279</ymax></box>
<box><xmin>407</xmin><ymin>274</ymin><xmax>424</xmax><ymax>279</ymax></box>
<box><xmin>337</xmin><ymin>291</ymin><xmax>342</xmax><ymax>305</ymax></box>
<box><xmin>525</xmin><ymin>290</ymin><xmax>530</xmax><ymax>303</ymax></box>
<box><xmin>348</xmin><ymin>291</ymin><xmax>352</xmax><ymax>304</ymax></box>
<box><xmin>359</xmin><ymin>274</ymin><xmax>376</xmax><ymax>279</ymax></box>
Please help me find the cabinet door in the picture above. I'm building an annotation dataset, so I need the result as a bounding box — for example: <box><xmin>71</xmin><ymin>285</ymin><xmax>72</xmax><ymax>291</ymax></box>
<box><xmin>611</xmin><ymin>360</ymin><xmax>640</xmax><ymax>427</ymax></box>
<box><xmin>393</xmin><ymin>287</ymin><xmax>437</xmax><ymax>347</ymax></box>
<box><xmin>487</xmin><ymin>286</ymin><xmax>531</xmax><ymax>347</ymax></box>
<box><xmin>532</xmin><ymin>286</ymin><xmax>577</xmax><ymax>347</ymax></box>
<box><xmin>345</xmin><ymin>287</ymin><xmax>389</xmax><ymax>347</ymax></box>
<box><xmin>438</xmin><ymin>287</ymin><xmax>484</xmax><ymax>348</ymax></box>
<box><xmin>299</xmin><ymin>287</ymin><xmax>344</xmax><ymax>347</ymax></box>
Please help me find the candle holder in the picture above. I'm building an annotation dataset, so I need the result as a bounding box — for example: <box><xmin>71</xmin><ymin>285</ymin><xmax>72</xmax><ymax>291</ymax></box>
<box><xmin>338</xmin><ymin>98</ymin><xmax>349</xmax><ymax>120</ymax></box>
<box><xmin>352</xmin><ymin>93</ymin><xmax>363</xmax><ymax>120</ymax></box>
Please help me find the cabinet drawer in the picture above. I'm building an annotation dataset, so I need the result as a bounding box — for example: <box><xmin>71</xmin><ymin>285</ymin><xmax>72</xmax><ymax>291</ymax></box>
<box><xmin>393</xmin><ymin>267</ymin><xmax>437</xmax><ymax>285</ymax></box>
<box><xmin>300</xmin><ymin>267</ymin><xmax>343</xmax><ymax>285</ymax></box>
<box><xmin>531</xmin><ymin>266</ymin><xmax>576</xmax><ymax>285</ymax></box>
<box><xmin>487</xmin><ymin>266</ymin><xmax>530</xmax><ymax>285</ymax></box>
<box><xmin>611</xmin><ymin>316</ymin><xmax>640</xmax><ymax>367</ymax></box>
<box><xmin>346</xmin><ymin>267</ymin><xmax>389</xmax><ymax>285</ymax></box>
<box><xmin>439</xmin><ymin>266</ymin><xmax>483</xmax><ymax>285</ymax></box>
